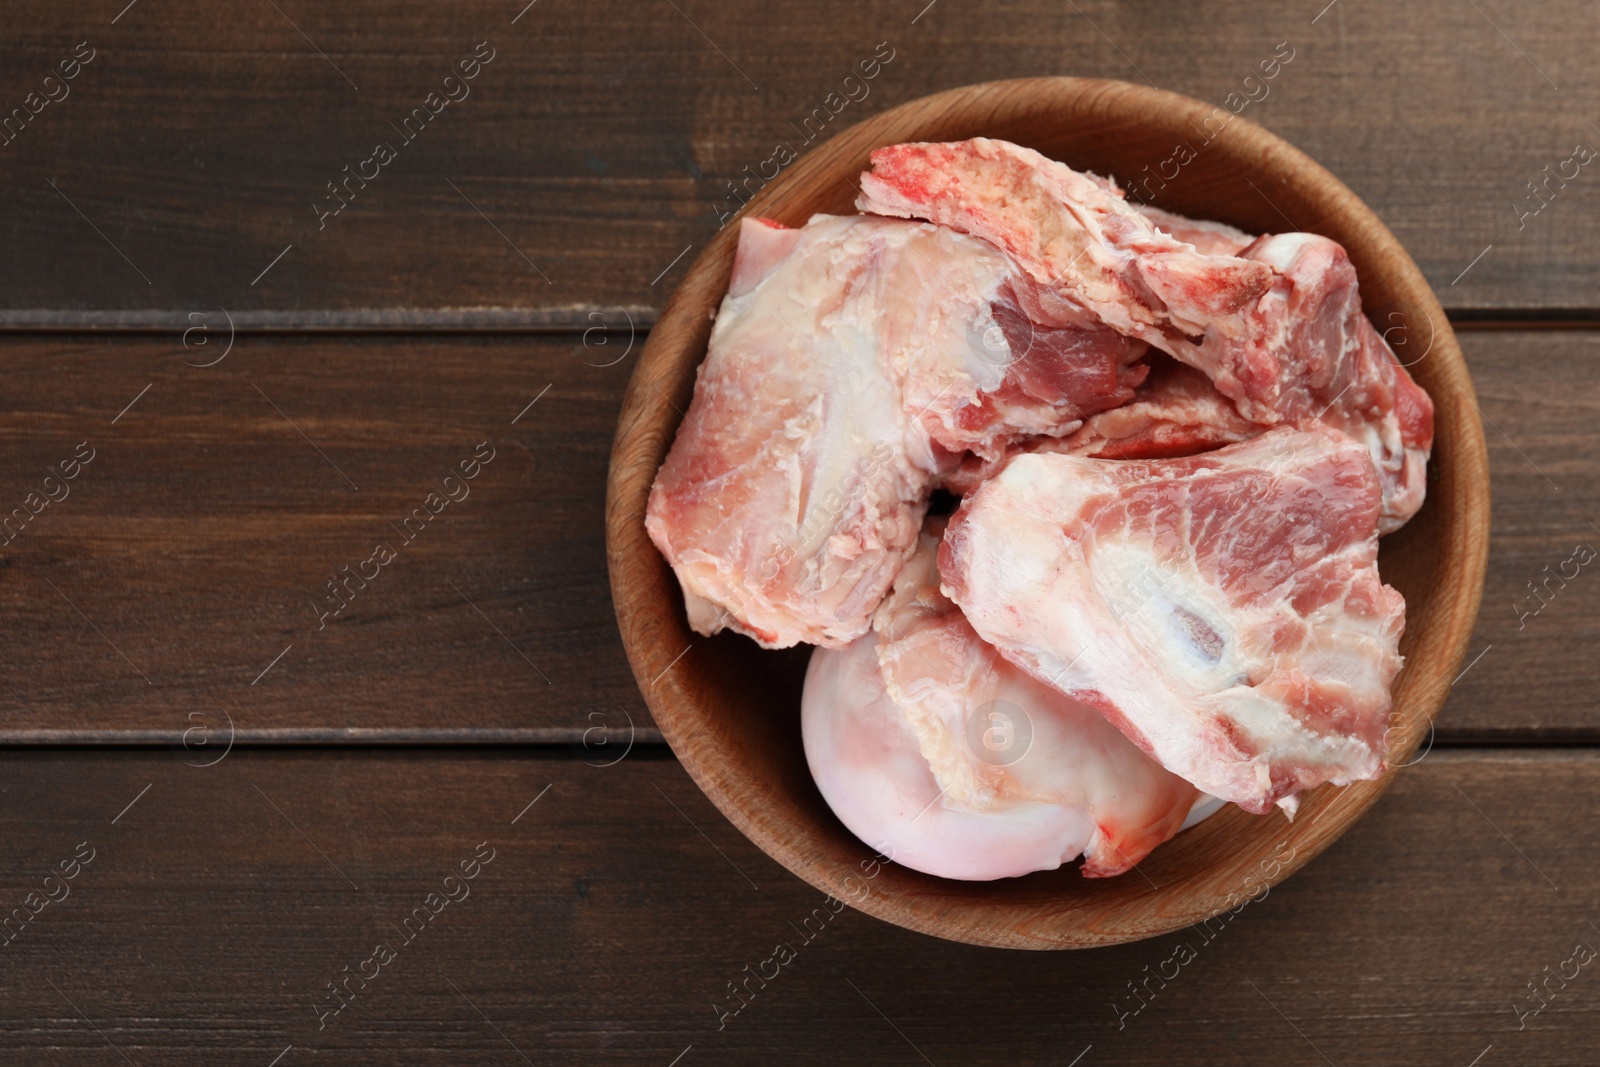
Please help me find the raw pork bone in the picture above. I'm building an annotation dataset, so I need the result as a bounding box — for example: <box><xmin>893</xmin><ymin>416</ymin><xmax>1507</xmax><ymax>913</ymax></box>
<box><xmin>804</xmin><ymin>631</ymin><xmax>1095</xmax><ymax>881</ymax></box>
<box><xmin>1206</xmin><ymin>234</ymin><xmax>1434</xmax><ymax>533</ymax></box>
<box><xmin>855</xmin><ymin>138</ymin><xmax>1275</xmax><ymax>357</ymax></box>
<box><xmin>940</xmin><ymin>425</ymin><xmax>1406</xmax><ymax>815</ymax></box>
<box><xmin>1134</xmin><ymin>204</ymin><xmax>1255</xmax><ymax>256</ymax></box>
<box><xmin>939</xmin><ymin>355</ymin><xmax>1260</xmax><ymax>496</ymax></box>
<box><xmin>646</xmin><ymin>214</ymin><xmax>1145</xmax><ymax>649</ymax></box>
<box><xmin>802</xmin><ymin>522</ymin><xmax>1199</xmax><ymax>880</ymax></box>
<box><xmin>857</xmin><ymin>138</ymin><xmax>1435</xmax><ymax>532</ymax></box>
<box><xmin>1060</xmin><ymin>355</ymin><xmax>1261</xmax><ymax>459</ymax></box>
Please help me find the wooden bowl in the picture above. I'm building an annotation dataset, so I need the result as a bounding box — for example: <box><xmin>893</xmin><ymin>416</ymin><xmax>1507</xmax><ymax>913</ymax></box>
<box><xmin>606</xmin><ymin>78</ymin><xmax>1490</xmax><ymax>949</ymax></box>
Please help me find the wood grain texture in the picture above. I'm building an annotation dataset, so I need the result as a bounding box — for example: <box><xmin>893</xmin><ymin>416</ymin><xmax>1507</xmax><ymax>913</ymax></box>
<box><xmin>0</xmin><ymin>2</ymin><xmax>1590</xmax><ymax>1061</ymax></box>
<box><xmin>1447</xmin><ymin>330</ymin><xmax>1600</xmax><ymax>739</ymax></box>
<box><xmin>1</xmin><ymin>327</ymin><xmax>1592</xmax><ymax>746</ymax></box>
<box><xmin>0</xmin><ymin>332</ymin><xmax>651</xmax><ymax>744</ymax></box>
<box><xmin>607</xmin><ymin>77</ymin><xmax>1489</xmax><ymax>948</ymax></box>
<box><xmin>0</xmin><ymin>749</ymin><xmax>1594</xmax><ymax>1064</ymax></box>
<box><xmin>1</xmin><ymin>0</ymin><xmax>1597</xmax><ymax>319</ymax></box>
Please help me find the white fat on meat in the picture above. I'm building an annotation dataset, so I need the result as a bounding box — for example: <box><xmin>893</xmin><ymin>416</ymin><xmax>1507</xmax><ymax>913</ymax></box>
<box><xmin>647</xmin><ymin>213</ymin><xmax>1144</xmax><ymax>648</ymax></box>
<box><xmin>1205</xmin><ymin>233</ymin><xmax>1435</xmax><ymax>532</ymax></box>
<box><xmin>855</xmin><ymin>137</ymin><xmax>1274</xmax><ymax>353</ymax></box>
<box><xmin>1133</xmin><ymin>203</ymin><xmax>1256</xmax><ymax>256</ymax></box>
<box><xmin>802</xmin><ymin>523</ymin><xmax>1205</xmax><ymax>880</ymax></box>
<box><xmin>804</xmin><ymin>633</ymin><xmax>1094</xmax><ymax>881</ymax></box>
<box><xmin>940</xmin><ymin>425</ymin><xmax>1406</xmax><ymax>815</ymax></box>
<box><xmin>939</xmin><ymin>355</ymin><xmax>1262</xmax><ymax>496</ymax></box>
<box><xmin>856</xmin><ymin>138</ymin><xmax>1434</xmax><ymax>532</ymax></box>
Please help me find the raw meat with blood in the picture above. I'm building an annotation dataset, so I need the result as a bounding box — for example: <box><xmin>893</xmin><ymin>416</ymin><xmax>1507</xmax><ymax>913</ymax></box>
<box><xmin>1198</xmin><ymin>233</ymin><xmax>1434</xmax><ymax>531</ymax></box>
<box><xmin>804</xmin><ymin>631</ymin><xmax>1096</xmax><ymax>881</ymax></box>
<box><xmin>875</xmin><ymin>240</ymin><xmax>1148</xmax><ymax>464</ymax></box>
<box><xmin>940</xmin><ymin>425</ymin><xmax>1405</xmax><ymax>814</ymax></box>
<box><xmin>855</xmin><ymin>138</ymin><xmax>1275</xmax><ymax>353</ymax></box>
<box><xmin>1060</xmin><ymin>355</ymin><xmax>1263</xmax><ymax>460</ymax></box>
<box><xmin>1135</xmin><ymin>203</ymin><xmax>1256</xmax><ymax>256</ymax></box>
<box><xmin>802</xmin><ymin>522</ymin><xmax>1202</xmax><ymax>879</ymax></box>
<box><xmin>647</xmin><ymin>213</ymin><xmax>1146</xmax><ymax>649</ymax></box>
<box><xmin>646</xmin><ymin>216</ymin><xmax>925</xmax><ymax>649</ymax></box>
<box><xmin>940</xmin><ymin>355</ymin><xmax>1261</xmax><ymax>495</ymax></box>
<box><xmin>857</xmin><ymin>139</ymin><xmax>1433</xmax><ymax>531</ymax></box>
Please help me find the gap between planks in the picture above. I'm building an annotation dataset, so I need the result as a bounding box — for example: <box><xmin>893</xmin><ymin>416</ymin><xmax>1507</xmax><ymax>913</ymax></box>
<box><xmin>0</xmin><ymin>308</ymin><xmax>1593</xmax><ymax>335</ymax></box>
<box><xmin>2</xmin><ymin>731</ymin><xmax>1600</xmax><ymax>749</ymax></box>
<box><xmin>0</xmin><ymin>745</ymin><xmax>1596</xmax><ymax>770</ymax></box>
<box><xmin>0</xmin><ymin>727</ymin><xmax>667</xmax><ymax>747</ymax></box>
<box><xmin>0</xmin><ymin>307</ymin><xmax>1585</xmax><ymax>750</ymax></box>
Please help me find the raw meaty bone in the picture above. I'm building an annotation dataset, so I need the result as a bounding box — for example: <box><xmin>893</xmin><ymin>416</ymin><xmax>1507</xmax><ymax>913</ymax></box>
<box><xmin>1217</xmin><ymin>233</ymin><xmax>1434</xmax><ymax>533</ymax></box>
<box><xmin>803</xmin><ymin>523</ymin><xmax>1203</xmax><ymax>880</ymax></box>
<box><xmin>939</xmin><ymin>355</ymin><xmax>1260</xmax><ymax>495</ymax></box>
<box><xmin>805</xmin><ymin>631</ymin><xmax>1093</xmax><ymax>881</ymax></box>
<box><xmin>1060</xmin><ymin>355</ymin><xmax>1261</xmax><ymax>459</ymax></box>
<box><xmin>940</xmin><ymin>425</ymin><xmax>1406</xmax><ymax>815</ymax></box>
<box><xmin>856</xmin><ymin>138</ymin><xmax>1434</xmax><ymax>531</ymax></box>
<box><xmin>855</xmin><ymin>138</ymin><xmax>1275</xmax><ymax>358</ymax></box>
<box><xmin>647</xmin><ymin>213</ymin><xmax>1144</xmax><ymax>649</ymax></box>
<box><xmin>1135</xmin><ymin>203</ymin><xmax>1255</xmax><ymax>256</ymax></box>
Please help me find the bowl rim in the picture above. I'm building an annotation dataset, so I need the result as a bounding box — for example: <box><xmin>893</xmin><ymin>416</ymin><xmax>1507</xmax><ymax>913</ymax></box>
<box><xmin>606</xmin><ymin>76</ymin><xmax>1491</xmax><ymax>949</ymax></box>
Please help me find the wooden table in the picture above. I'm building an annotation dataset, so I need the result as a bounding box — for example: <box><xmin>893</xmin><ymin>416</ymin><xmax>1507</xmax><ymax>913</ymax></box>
<box><xmin>3</xmin><ymin>2</ymin><xmax>1596</xmax><ymax>1063</ymax></box>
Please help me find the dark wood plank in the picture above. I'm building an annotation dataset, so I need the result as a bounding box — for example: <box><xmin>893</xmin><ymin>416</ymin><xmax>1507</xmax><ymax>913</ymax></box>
<box><xmin>0</xmin><ymin>327</ymin><xmax>1595</xmax><ymax>741</ymax></box>
<box><xmin>0</xmin><ymin>332</ymin><xmax>652</xmax><ymax>743</ymax></box>
<box><xmin>0</xmin><ymin>748</ymin><xmax>1594</xmax><ymax>1064</ymax></box>
<box><xmin>2</xmin><ymin>0</ymin><xmax>1597</xmax><ymax>319</ymax></box>
<box><xmin>1446</xmin><ymin>331</ymin><xmax>1600</xmax><ymax>740</ymax></box>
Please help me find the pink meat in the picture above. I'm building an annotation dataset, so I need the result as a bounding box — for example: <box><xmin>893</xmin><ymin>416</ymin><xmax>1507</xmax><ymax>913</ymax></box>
<box><xmin>939</xmin><ymin>356</ymin><xmax>1261</xmax><ymax>496</ymax></box>
<box><xmin>874</xmin><ymin>241</ymin><xmax>1148</xmax><ymax>465</ymax></box>
<box><xmin>1061</xmin><ymin>356</ymin><xmax>1263</xmax><ymax>460</ymax></box>
<box><xmin>1195</xmin><ymin>234</ymin><xmax>1435</xmax><ymax>532</ymax></box>
<box><xmin>940</xmin><ymin>425</ymin><xmax>1406</xmax><ymax>815</ymax></box>
<box><xmin>872</xmin><ymin>523</ymin><xmax>1200</xmax><ymax>875</ymax></box>
<box><xmin>647</xmin><ymin>213</ymin><xmax>1148</xmax><ymax>649</ymax></box>
<box><xmin>801</xmin><ymin>522</ymin><xmax>1200</xmax><ymax>880</ymax></box>
<box><xmin>857</xmin><ymin>139</ymin><xmax>1434</xmax><ymax>532</ymax></box>
<box><xmin>856</xmin><ymin>138</ymin><xmax>1275</xmax><ymax>353</ymax></box>
<box><xmin>1134</xmin><ymin>204</ymin><xmax>1256</xmax><ymax>256</ymax></box>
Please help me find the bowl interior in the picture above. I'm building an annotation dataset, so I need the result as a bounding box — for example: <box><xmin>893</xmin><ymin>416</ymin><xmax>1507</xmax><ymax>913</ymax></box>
<box><xmin>606</xmin><ymin>77</ymin><xmax>1490</xmax><ymax>948</ymax></box>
